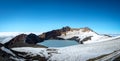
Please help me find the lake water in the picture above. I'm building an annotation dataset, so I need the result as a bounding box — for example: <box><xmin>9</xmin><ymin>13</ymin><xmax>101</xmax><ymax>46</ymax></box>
<box><xmin>38</xmin><ymin>40</ymin><xmax>79</xmax><ymax>47</ymax></box>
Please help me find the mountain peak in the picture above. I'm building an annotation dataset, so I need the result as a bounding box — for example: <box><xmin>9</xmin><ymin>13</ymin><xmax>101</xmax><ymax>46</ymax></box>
<box><xmin>81</xmin><ymin>27</ymin><xmax>94</xmax><ymax>32</ymax></box>
<box><xmin>61</xmin><ymin>26</ymin><xmax>71</xmax><ymax>32</ymax></box>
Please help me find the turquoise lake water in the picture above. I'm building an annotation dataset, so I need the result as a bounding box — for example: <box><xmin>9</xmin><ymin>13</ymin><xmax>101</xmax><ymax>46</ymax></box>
<box><xmin>38</xmin><ymin>40</ymin><xmax>79</xmax><ymax>47</ymax></box>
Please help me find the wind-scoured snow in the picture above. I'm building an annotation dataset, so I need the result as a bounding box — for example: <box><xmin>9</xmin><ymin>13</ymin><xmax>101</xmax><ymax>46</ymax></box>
<box><xmin>12</xmin><ymin>47</ymin><xmax>49</xmax><ymax>58</ymax></box>
<box><xmin>48</xmin><ymin>36</ymin><xmax>120</xmax><ymax>61</ymax></box>
<box><xmin>58</xmin><ymin>29</ymin><xmax>110</xmax><ymax>43</ymax></box>
<box><xmin>1</xmin><ymin>47</ymin><xmax>16</xmax><ymax>56</ymax></box>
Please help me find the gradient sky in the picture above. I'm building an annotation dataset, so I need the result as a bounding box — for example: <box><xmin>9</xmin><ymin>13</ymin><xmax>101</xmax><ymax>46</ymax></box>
<box><xmin>0</xmin><ymin>0</ymin><xmax>120</xmax><ymax>34</ymax></box>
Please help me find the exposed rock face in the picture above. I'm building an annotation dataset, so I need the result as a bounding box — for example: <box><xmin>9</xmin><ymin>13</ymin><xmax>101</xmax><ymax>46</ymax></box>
<box><xmin>39</xmin><ymin>26</ymin><xmax>71</xmax><ymax>40</ymax></box>
<box><xmin>4</xmin><ymin>34</ymin><xmax>27</xmax><ymax>48</ymax></box>
<box><xmin>0</xmin><ymin>43</ymin><xmax>3</xmax><ymax>47</ymax></box>
<box><xmin>103</xmin><ymin>34</ymin><xmax>112</xmax><ymax>37</ymax></box>
<box><xmin>25</xmin><ymin>33</ymin><xmax>44</xmax><ymax>44</ymax></box>
<box><xmin>81</xmin><ymin>36</ymin><xmax>93</xmax><ymax>42</ymax></box>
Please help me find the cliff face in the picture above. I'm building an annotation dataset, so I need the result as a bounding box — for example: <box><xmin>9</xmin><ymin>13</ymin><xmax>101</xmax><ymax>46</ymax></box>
<box><xmin>39</xmin><ymin>26</ymin><xmax>71</xmax><ymax>40</ymax></box>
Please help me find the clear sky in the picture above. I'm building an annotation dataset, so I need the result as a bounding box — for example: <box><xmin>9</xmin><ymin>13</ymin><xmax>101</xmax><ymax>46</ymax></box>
<box><xmin>0</xmin><ymin>0</ymin><xmax>120</xmax><ymax>34</ymax></box>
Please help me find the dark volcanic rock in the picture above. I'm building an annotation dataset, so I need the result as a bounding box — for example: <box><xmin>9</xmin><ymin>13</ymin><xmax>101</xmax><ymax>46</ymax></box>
<box><xmin>103</xmin><ymin>34</ymin><xmax>112</xmax><ymax>37</ymax></box>
<box><xmin>25</xmin><ymin>33</ymin><xmax>44</xmax><ymax>44</ymax></box>
<box><xmin>113</xmin><ymin>56</ymin><xmax>120</xmax><ymax>61</ymax></box>
<box><xmin>68</xmin><ymin>36</ymin><xmax>79</xmax><ymax>40</ymax></box>
<box><xmin>0</xmin><ymin>49</ymin><xmax>13</xmax><ymax>61</ymax></box>
<box><xmin>81</xmin><ymin>36</ymin><xmax>93</xmax><ymax>42</ymax></box>
<box><xmin>39</xmin><ymin>26</ymin><xmax>71</xmax><ymax>40</ymax></box>
<box><xmin>4</xmin><ymin>34</ymin><xmax>27</xmax><ymax>48</ymax></box>
<box><xmin>61</xmin><ymin>26</ymin><xmax>71</xmax><ymax>32</ymax></box>
<box><xmin>0</xmin><ymin>43</ymin><xmax>4</xmax><ymax>47</ymax></box>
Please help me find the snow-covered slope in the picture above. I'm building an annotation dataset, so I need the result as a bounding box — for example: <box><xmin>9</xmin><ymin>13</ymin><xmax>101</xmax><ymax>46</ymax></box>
<box><xmin>11</xmin><ymin>36</ymin><xmax>120</xmax><ymax>61</ymax></box>
<box><xmin>1</xmin><ymin>46</ymin><xmax>16</xmax><ymax>56</ymax></box>
<box><xmin>48</xmin><ymin>36</ymin><xmax>120</xmax><ymax>61</ymax></box>
<box><xmin>58</xmin><ymin>28</ymin><xmax>110</xmax><ymax>44</ymax></box>
<box><xmin>12</xmin><ymin>47</ymin><xmax>49</xmax><ymax>58</ymax></box>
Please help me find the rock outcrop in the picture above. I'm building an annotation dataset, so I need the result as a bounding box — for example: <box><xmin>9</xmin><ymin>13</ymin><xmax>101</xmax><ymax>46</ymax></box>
<box><xmin>26</xmin><ymin>33</ymin><xmax>44</xmax><ymax>44</ymax></box>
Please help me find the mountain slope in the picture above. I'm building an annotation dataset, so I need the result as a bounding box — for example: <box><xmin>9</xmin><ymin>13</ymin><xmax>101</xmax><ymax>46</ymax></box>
<box><xmin>48</xmin><ymin>36</ymin><xmax>120</xmax><ymax>61</ymax></box>
<box><xmin>8</xmin><ymin>36</ymin><xmax>120</xmax><ymax>61</ymax></box>
<box><xmin>39</xmin><ymin>26</ymin><xmax>110</xmax><ymax>44</ymax></box>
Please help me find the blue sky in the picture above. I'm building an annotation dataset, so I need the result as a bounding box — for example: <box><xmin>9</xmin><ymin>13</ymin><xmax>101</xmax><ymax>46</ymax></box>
<box><xmin>0</xmin><ymin>0</ymin><xmax>120</xmax><ymax>34</ymax></box>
